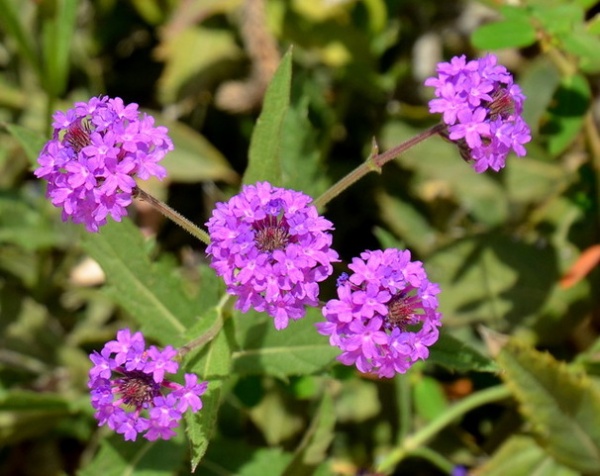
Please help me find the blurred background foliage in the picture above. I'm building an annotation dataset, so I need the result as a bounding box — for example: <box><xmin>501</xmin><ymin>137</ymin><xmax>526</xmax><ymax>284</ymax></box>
<box><xmin>1</xmin><ymin>0</ymin><xmax>600</xmax><ymax>475</ymax></box>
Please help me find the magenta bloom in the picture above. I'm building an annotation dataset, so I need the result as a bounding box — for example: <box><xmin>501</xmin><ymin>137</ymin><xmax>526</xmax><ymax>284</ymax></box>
<box><xmin>425</xmin><ymin>54</ymin><xmax>531</xmax><ymax>172</ymax></box>
<box><xmin>35</xmin><ymin>96</ymin><xmax>173</xmax><ymax>232</ymax></box>
<box><xmin>316</xmin><ymin>249</ymin><xmax>442</xmax><ymax>378</ymax></box>
<box><xmin>88</xmin><ymin>329</ymin><xmax>207</xmax><ymax>441</ymax></box>
<box><xmin>206</xmin><ymin>182</ymin><xmax>339</xmax><ymax>330</ymax></box>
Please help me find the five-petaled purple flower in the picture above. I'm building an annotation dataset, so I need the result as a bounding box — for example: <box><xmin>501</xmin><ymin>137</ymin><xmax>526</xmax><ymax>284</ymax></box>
<box><xmin>35</xmin><ymin>96</ymin><xmax>173</xmax><ymax>232</ymax></box>
<box><xmin>425</xmin><ymin>54</ymin><xmax>531</xmax><ymax>172</ymax></box>
<box><xmin>206</xmin><ymin>182</ymin><xmax>339</xmax><ymax>330</ymax></box>
<box><xmin>316</xmin><ymin>249</ymin><xmax>442</xmax><ymax>378</ymax></box>
<box><xmin>88</xmin><ymin>328</ymin><xmax>207</xmax><ymax>441</ymax></box>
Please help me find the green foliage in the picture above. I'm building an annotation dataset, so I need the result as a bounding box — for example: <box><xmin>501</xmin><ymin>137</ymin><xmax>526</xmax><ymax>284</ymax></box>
<box><xmin>1</xmin><ymin>0</ymin><xmax>599</xmax><ymax>474</ymax></box>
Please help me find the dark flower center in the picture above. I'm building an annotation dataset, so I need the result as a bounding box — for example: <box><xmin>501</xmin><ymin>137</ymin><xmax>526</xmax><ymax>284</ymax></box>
<box><xmin>254</xmin><ymin>214</ymin><xmax>292</xmax><ymax>252</ymax></box>
<box><xmin>117</xmin><ymin>370</ymin><xmax>160</xmax><ymax>409</ymax></box>
<box><xmin>386</xmin><ymin>293</ymin><xmax>415</xmax><ymax>331</ymax></box>
<box><xmin>488</xmin><ymin>88</ymin><xmax>515</xmax><ymax>120</ymax></box>
<box><xmin>64</xmin><ymin>119</ymin><xmax>93</xmax><ymax>153</ymax></box>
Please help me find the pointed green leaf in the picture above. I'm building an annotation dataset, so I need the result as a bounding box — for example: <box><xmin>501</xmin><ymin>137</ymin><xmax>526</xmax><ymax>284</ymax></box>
<box><xmin>183</xmin><ymin>310</ymin><xmax>233</xmax><ymax>471</ymax></box>
<box><xmin>79</xmin><ymin>433</ymin><xmax>186</xmax><ymax>476</ymax></box>
<box><xmin>499</xmin><ymin>341</ymin><xmax>600</xmax><ymax>473</ymax></box>
<box><xmin>429</xmin><ymin>332</ymin><xmax>498</xmax><ymax>373</ymax></box>
<box><xmin>243</xmin><ymin>48</ymin><xmax>293</xmax><ymax>186</ymax></box>
<box><xmin>81</xmin><ymin>219</ymin><xmax>198</xmax><ymax>345</ymax></box>
<box><xmin>5</xmin><ymin>124</ymin><xmax>47</xmax><ymax>167</ymax></box>
<box><xmin>478</xmin><ymin>434</ymin><xmax>579</xmax><ymax>476</ymax></box>
<box><xmin>232</xmin><ymin>306</ymin><xmax>339</xmax><ymax>378</ymax></box>
<box><xmin>41</xmin><ymin>0</ymin><xmax>78</xmax><ymax>96</ymax></box>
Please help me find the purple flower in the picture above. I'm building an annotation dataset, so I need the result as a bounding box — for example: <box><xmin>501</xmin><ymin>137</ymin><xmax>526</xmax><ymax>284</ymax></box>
<box><xmin>425</xmin><ymin>54</ymin><xmax>531</xmax><ymax>172</ymax></box>
<box><xmin>206</xmin><ymin>182</ymin><xmax>339</xmax><ymax>330</ymax></box>
<box><xmin>316</xmin><ymin>249</ymin><xmax>442</xmax><ymax>378</ymax></box>
<box><xmin>35</xmin><ymin>96</ymin><xmax>173</xmax><ymax>232</ymax></box>
<box><xmin>88</xmin><ymin>328</ymin><xmax>208</xmax><ymax>441</ymax></box>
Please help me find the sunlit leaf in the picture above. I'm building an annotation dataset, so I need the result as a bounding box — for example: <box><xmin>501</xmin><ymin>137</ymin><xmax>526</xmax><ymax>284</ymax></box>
<box><xmin>499</xmin><ymin>341</ymin><xmax>600</xmax><ymax>474</ymax></box>
<box><xmin>232</xmin><ymin>306</ymin><xmax>339</xmax><ymax>378</ymax></box>
<box><xmin>244</xmin><ymin>48</ymin><xmax>293</xmax><ymax>186</ymax></box>
<box><xmin>81</xmin><ymin>219</ymin><xmax>198</xmax><ymax>345</ymax></box>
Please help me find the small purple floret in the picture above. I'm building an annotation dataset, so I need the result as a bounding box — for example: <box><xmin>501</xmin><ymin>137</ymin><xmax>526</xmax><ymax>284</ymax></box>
<box><xmin>425</xmin><ymin>54</ymin><xmax>531</xmax><ymax>172</ymax></box>
<box><xmin>206</xmin><ymin>182</ymin><xmax>339</xmax><ymax>330</ymax></box>
<box><xmin>88</xmin><ymin>328</ymin><xmax>208</xmax><ymax>441</ymax></box>
<box><xmin>35</xmin><ymin>96</ymin><xmax>173</xmax><ymax>232</ymax></box>
<box><xmin>316</xmin><ymin>249</ymin><xmax>442</xmax><ymax>378</ymax></box>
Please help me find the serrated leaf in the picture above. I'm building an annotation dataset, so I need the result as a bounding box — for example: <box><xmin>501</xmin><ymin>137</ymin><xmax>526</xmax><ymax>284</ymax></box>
<box><xmin>5</xmin><ymin>123</ymin><xmax>47</xmax><ymax>167</ymax></box>
<box><xmin>232</xmin><ymin>306</ymin><xmax>339</xmax><ymax>378</ymax></box>
<box><xmin>183</xmin><ymin>311</ymin><xmax>233</xmax><ymax>471</ymax></box>
<box><xmin>81</xmin><ymin>218</ymin><xmax>198</xmax><ymax>345</ymax></box>
<box><xmin>243</xmin><ymin>48</ymin><xmax>293</xmax><ymax>186</ymax></box>
<box><xmin>429</xmin><ymin>332</ymin><xmax>498</xmax><ymax>373</ymax></box>
<box><xmin>476</xmin><ymin>434</ymin><xmax>579</xmax><ymax>476</ymax></box>
<box><xmin>540</xmin><ymin>73</ymin><xmax>590</xmax><ymax>157</ymax></box>
<box><xmin>498</xmin><ymin>341</ymin><xmax>600</xmax><ymax>474</ymax></box>
<box><xmin>79</xmin><ymin>433</ymin><xmax>186</xmax><ymax>476</ymax></box>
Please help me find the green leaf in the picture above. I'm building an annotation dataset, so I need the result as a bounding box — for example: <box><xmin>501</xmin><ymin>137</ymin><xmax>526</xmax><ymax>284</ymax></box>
<box><xmin>0</xmin><ymin>390</ymin><xmax>72</xmax><ymax>445</ymax></box>
<box><xmin>413</xmin><ymin>375</ymin><xmax>448</xmax><ymax>422</ymax></box>
<box><xmin>499</xmin><ymin>341</ymin><xmax>600</xmax><ymax>474</ymax></box>
<box><xmin>184</xmin><ymin>310</ymin><xmax>234</xmax><ymax>471</ymax></box>
<box><xmin>199</xmin><ymin>439</ymin><xmax>293</xmax><ymax>475</ymax></box>
<box><xmin>540</xmin><ymin>73</ymin><xmax>590</xmax><ymax>157</ymax></box>
<box><xmin>232</xmin><ymin>306</ymin><xmax>339</xmax><ymax>378</ymax></box>
<box><xmin>5</xmin><ymin>124</ymin><xmax>47</xmax><ymax>167</ymax></box>
<box><xmin>150</xmin><ymin>113</ymin><xmax>239</xmax><ymax>184</ymax></box>
<box><xmin>41</xmin><ymin>0</ymin><xmax>78</xmax><ymax>96</ymax></box>
<box><xmin>472</xmin><ymin>18</ymin><xmax>537</xmax><ymax>50</ymax></box>
<box><xmin>429</xmin><ymin>333</ymin><xmax>498</xmax><ymax>373</ymax></box>
<box><xmin>79</xmin><ymin>434</ymin><xmax>187</xmax><ymax>476</ymax></box>
<box><xmin>531</xmin><ymin>4</ymin><xmax>584</xmax><ymax>36</ymax></box>
<box><xmin>156</xmin><ymin>26</ymin><xmax>242</xmax><ymax>104</ymax></box>
<box><xmin>561</xmin><ymin>30</ymin><xmax>600</xmax><ymax>73</ymax></box>
<box><xmin>81</xmin><ymin>219</ymin><xmax>198</xmax><ymax>345</ymax></box>
<box><xmin>427</xmin><ymin>233</ymin><xmax>559</xmax><ymax>329</ymax></box>
<box><xmin>519</xmin><ymin>57</ymin><xmax>561</xmax><ymax>136</ymax></box>
<box><xmin>243</xmin><ymin>48</ymin><xmax>293</xmax><ymax>186</ymax></box>
<box><xmin>478</xmin><ymin>434</ymin><xmax>579</xmax><ymax>476</ymax></box>
<box><xmin>282</xmin><ymin>391</ymin><xmax>336</xmax><ymax>476</ymax></box>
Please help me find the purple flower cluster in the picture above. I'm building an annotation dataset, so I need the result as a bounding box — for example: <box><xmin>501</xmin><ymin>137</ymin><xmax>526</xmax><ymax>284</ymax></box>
<box><xmin>425</xmin><ymin>54</ymin><xmax>531</xmax><ymax>172</ymax></box>
<box><xmin>88</xmin><ymin>329</ymin><xmax>207</xmax><ymax>441</ymax></box>
<box><xmin>35</xmin><ymin>96</ymin><xmax>173</xmax><ymax>232</ymax></box>
<box><xmin>317</xmin><ymin>249</ymin><xmax>441</xmax><ymax>378</ymax></box>
<box><xmin>206</xmin><ymin>182</ymin><xmax>339</xmax><ymax>330</ymax></box>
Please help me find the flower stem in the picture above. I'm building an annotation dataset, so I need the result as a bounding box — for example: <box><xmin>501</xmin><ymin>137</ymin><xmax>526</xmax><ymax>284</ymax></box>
<box><xmin>134</xmin><ymin>186</ymin><xmax>211</xmax><ymax>245</ymax></box>
<box><xmin>313</xmin><ymin>123</ymin><xmax>445</xmax><ymax>210</ymax></box>
<box><xmin>376</xmin><ymin>384</ymin><xmax>511</xmax><ymax>474</ymax></box>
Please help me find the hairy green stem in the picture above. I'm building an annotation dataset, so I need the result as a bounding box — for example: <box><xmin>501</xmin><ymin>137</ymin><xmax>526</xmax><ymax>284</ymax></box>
<box><xmin>134</xmin><ymin>186</ymin><xmax>211</xmax><ymax>245</ymax></box>
<box><xmin>376</xmin><ymin>385</ymin><xmax>511</xmax><ymax>474</ymax></box>
<box><xmin>313</xmin><ymin>123</ymin><xmax>445</xmax><ymax>210</ymax></box>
